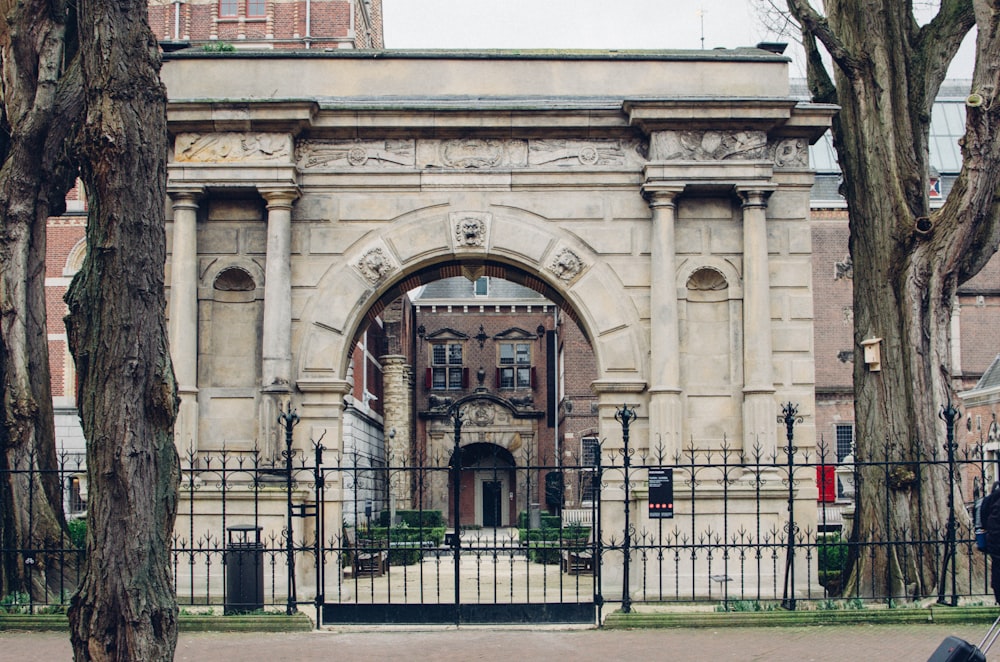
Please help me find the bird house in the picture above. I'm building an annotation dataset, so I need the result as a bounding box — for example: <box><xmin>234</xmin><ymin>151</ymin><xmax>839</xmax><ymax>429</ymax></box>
<box><xmin>861</xmin><ymin>337</ymin><xmax>882</xmax><ymax>372</ymax></box>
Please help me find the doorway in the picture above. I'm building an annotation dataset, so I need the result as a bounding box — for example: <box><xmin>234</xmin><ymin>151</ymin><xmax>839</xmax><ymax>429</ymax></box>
<box><xmin>482</xmin><ymin>480</ymin><xmax>503</xmax><ymax>527</ymax></box>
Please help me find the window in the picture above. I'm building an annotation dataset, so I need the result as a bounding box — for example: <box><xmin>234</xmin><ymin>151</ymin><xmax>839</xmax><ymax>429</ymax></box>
<box><xmin>474</xmin><ymin>277</ymin><xmax>489</xmax><ymax>297</ymax></box>
<box><xmin>581</xmin><ymin>437</ymin><xmax>600</xmax><ymax>467</ymax></box>
<box><xmin>246</xmin><ymin>0</ymin><xmax>266</xmax><ymax>16</ymax></box>
<box><xmin>430</xmin><ymin>343</ymin><xmax>465</xmax><ymax>390</ymax></box>
<box><xmin>498</xmin><ymin>342</ymin><xmax>531</xmax><ymax>389</ymax></box>
<box><xmin>580</xmin><ymin>437</ymin><xmax>600</xmax><ymax>503</ymax></box>
<box><xmin>835</xmin><ymin>424</ymin><xmax>854</xmax><ymax>462</ymax></box>
<box><xmin>219</xmin><ymin>0</ymin><xmax>265</xmax><ymax>17</ymax></box>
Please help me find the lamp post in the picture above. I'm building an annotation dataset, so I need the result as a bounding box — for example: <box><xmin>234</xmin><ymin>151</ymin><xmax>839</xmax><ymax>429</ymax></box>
<box><xmin>615</xmin><ymin>403</ymin><xmax>637</xmax><ymax>613</ymax></box>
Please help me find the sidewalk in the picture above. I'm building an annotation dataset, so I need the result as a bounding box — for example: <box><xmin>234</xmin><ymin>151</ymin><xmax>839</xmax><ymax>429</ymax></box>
<box><xmin>3</xmin><ymin>623</ymin><xmax>999</xmax><ymax>661</ymax></box>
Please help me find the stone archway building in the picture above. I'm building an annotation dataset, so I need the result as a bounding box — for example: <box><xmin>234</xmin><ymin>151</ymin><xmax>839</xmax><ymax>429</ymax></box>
<box><xmin>160</xmin><ymin>48</ymin><xmax>833</xmax><ymax>597</ymax></box>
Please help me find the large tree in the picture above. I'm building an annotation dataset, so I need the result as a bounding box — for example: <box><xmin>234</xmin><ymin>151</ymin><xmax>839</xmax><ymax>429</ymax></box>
<box><xmin>0</xmin><ymin>0</ymin><xmax>81</xmax><ymax>602</ymax></box>
<box><xmin>1</xmin><ymin>0</ymin><xmax>179</xmax><ymax>658</ymax></box>
<box><xmin>785</xmin><ymin>0</ymin><xmax>1000</xmax><ymax>597</ymax></box>
<box><xmin>64</xmin><ymin>0</ymin><xmax>180</xmax><ymax>658</ymax></box>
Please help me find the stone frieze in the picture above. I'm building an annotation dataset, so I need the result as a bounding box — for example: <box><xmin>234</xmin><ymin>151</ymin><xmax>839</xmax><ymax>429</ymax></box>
<box><xmin>295</xmin><ymin>139</ymin><xmax>416</xmax><ymax>168</ymax></box>
<box><xmin>528</xmin><ymin>139</ymin><xmax>647</xmax><ymax>167</ymax></box>
<box><xmin>175</xmin><ymin>132</ymin><xmax>292</xmax><ymax>163</ymax></box>
<box><xmin>651</xmin><ymin>130</ymin><xmax>768</xmax><ymax>161</ymax></box>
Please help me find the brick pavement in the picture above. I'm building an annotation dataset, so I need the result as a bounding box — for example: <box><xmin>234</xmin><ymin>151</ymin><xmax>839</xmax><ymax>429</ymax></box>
<box><xmin>3</xmin><ymin>623</ymin><xmax>1000</xmax><ymax>662</ymax></box>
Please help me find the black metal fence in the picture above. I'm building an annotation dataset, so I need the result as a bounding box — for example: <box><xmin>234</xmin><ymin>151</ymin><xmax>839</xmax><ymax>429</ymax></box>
<box><xmin>1</xmin><ymin>402</ymin><xmax>995</xmax><ymax>623</ymax></box>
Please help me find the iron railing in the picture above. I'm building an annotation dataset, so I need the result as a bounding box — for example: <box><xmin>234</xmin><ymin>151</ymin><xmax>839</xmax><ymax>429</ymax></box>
<box><xmin>0</xmin><ymin>402</ymin><xmax>994</xmax><ymax>622</ymax></box>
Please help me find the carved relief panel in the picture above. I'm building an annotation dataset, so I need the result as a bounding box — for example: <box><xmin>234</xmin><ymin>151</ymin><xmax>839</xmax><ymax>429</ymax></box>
<box><xmin>175</xmin><ymin>133</ymin><xmax>293</xmax><ymax>162</ymax></box>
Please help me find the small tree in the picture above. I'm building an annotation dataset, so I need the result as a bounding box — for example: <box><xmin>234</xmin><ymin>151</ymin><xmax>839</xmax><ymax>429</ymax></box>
<box><xmin>785</xmin><ymin>0</ymin><xmax>1000</xmax><ymax>597</ymax></box>
<box><xmin>0</xmin><ymin>0</ymin><xmax>82</xmax><ymax>602</ymax></box>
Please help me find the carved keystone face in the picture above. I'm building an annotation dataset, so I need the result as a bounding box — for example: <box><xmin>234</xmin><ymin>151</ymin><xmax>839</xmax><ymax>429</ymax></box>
<box><xmin>455</xmin><ymin>216</ymin><xmax>486</xmax><ymax>247</ymax></box>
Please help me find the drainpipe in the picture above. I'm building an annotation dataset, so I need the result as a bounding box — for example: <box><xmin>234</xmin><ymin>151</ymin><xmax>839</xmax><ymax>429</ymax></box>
<box><xmin>172</xmin><ymin>0</ymin><xmax>184</xmax><ymax>40</ymax></box>
<box><xmin>305</xmin><ymin>0</ymin><xmax>311</xmax><ymax>48</ymax></box>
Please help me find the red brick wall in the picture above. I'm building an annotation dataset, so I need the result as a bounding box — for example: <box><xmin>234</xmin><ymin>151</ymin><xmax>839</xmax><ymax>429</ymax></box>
<box><xmin>46</xmin><ymin>213</ymin><xmax>86</xmax><ymax>399</ymax></box>
<box><xmin>147</xmin><ymin>1</ymin><xmax>372</xmax><ymax>48</ymax></box>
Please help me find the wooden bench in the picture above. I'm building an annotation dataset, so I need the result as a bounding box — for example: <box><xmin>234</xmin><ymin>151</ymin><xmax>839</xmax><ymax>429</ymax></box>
<box><xmin>561</xmin><ymin>531</ymin><xmax>594</xmax><ymax>575</ymax></box>
<box><xmin>344</xmin><ymin>528</ymin><xmax>387</xmax><ymax>577</ymax></box>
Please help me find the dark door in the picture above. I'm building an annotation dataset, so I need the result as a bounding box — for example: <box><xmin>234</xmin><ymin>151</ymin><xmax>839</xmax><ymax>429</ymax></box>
<box><xmin>482</xmin><ymin>480</ymin><xmax>502</xmax><ymax>527</ymax></box>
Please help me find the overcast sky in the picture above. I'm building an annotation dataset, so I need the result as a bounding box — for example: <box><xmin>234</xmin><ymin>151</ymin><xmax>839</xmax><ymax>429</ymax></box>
<box><xmin>380</xmin><ymin>0</ymin><xmax>976</xmax><ymax>81</ymax></box>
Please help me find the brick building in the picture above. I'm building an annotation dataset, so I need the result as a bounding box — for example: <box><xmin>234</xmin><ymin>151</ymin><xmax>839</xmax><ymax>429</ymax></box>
<box><xmin>397</xmin><ymin>276</ymin><xmax>599</xmax><ymax>527</ymax></box>
<box><xmin>147</xmin><ymin>0</ymin><xmax>383</xmax><ymax>50</ymax></box>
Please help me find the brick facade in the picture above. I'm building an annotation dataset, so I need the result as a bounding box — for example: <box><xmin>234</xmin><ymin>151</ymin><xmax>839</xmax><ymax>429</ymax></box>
<box><xmin>147</xmin><ymin>0</ymin><xmax>383</xmax><ymax>49</ymax></box>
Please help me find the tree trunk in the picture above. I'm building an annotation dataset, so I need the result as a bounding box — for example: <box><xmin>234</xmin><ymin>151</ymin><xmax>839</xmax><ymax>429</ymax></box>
<box><xmin>64</xmin><ymin>0</ymin><xmax>179</xmax><ymax>659</ymax></box>
<box><xmin>787</xmin><ymin>0</ymin><xmax>1000</xmax><ymax>598</ymax></box>
<box><xmin>0</xmin><ymin>0</ymin><xmax>82</xmax><ymax>602</ymax></box>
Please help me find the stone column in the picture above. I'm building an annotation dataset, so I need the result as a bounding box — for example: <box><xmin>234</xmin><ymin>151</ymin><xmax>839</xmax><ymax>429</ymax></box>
<box><xmin>644</xmin><ymin>186</ymin><xmax>685</xmax><ymax>459</ymax></box>
<box><xmin>381</xmin><ymin>355</ymin><xmax>413</xmax><ymax>511</ymax></box>
<box><xmin>168</xmin><ymin>187</ymin><xmax>203</xmax><ymax>453</ymax></box>
<box><xmin>259</xmin><ymin>186</ymin><xmax>299</xmax><ymax>462</ymax></box>
<box><xmin>739</xmin><ymin>186</ymin><xmax>778</xmax><ymax>457</ymax></box>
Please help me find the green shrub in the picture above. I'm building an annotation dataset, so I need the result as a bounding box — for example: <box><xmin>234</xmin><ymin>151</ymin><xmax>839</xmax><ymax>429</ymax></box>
<box><xmin>378</xmin><ymin>510</ymin><xmax>444</xmax><ymax>528</ymax></box>
<box><xmin>202</xmin><ymin>41</ymin><xmax>236</xmax><ymax>52</ymax></box>
<box><xmin>517</xmin><ymin>511</ymin><xmax>561</xmax><ymax>529</ymax></box>
<box><xmin>817</xmin><ymin>533</ymin><xmax>848</xmax><ymax>596</ymax></box>
<box><xmin>0</xmin><ymin>591</ymin><xmax>30</xmax><ymax>614</ymax></box>
<box><xmin>518</xmin><ymin>525</ymin><xmax>589</xmax><ymax>543</ymax></box>
<box><xmin>365</xmin><ymin>525</ymin><xmax>446</xmax><ymax>566</ymax></box>
<box><xmin>67</xmin><ymin>518</ymin><xmax>86</xmax><ymax>550</ymax></box>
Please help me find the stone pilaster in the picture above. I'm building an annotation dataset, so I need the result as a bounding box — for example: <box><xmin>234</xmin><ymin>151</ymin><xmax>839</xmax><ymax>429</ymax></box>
<box><xmin>259</xmin><ymin>186</ymin><xmax>299</xmax><ymax>462</ymax></box>
<box><xmin>168</xmin><ymin>187</ymin><xmax>203</xmax><ymax>453</ymax></box>
<box><xmin>643</xmin><ymin>186</ymin><xmax>685</xmax><ymax>459</ymax></box>
<box><xmin>738</xmin><ymin>186</ymin><xmax>778</xmax><ymax>457</ymax></box>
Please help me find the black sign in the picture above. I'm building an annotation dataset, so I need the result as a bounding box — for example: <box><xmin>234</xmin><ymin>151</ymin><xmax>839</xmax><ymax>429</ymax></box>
<box><xmin>648</xmin><ymin>468</ymin><xmax>674</xmax><ymax>519</ymax></box>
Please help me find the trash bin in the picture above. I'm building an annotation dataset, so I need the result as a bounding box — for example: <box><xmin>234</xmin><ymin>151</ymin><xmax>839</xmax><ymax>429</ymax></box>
<box><xmin>225</xmin><ymin>525</ymin><xmax>263</xmax><ymax>615</ymax></box>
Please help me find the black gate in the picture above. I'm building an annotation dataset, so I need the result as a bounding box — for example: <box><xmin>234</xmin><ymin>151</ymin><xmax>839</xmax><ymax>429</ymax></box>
<box><xmin>302</xmin><ymin>403</ymin><xmax>601</xmax><ymax>626</ymax></box>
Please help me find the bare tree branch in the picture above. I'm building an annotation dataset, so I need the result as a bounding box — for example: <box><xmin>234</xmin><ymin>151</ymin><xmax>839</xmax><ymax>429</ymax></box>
<box><xmin>915</xmin><ymin>0</ymin><xmax>975</xmax><ymax>108</ymax></box>
<box><xmin>785</xmin><ymin>0</ymin><xmax>862</xmax><ymax>76</ymax></box>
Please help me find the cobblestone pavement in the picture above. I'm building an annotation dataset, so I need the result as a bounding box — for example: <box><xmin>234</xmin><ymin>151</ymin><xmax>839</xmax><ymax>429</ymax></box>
<box><xmin>3</xmin><ymin>624</ymin><xmax>1000</xmax><ymax>662</ymax></box>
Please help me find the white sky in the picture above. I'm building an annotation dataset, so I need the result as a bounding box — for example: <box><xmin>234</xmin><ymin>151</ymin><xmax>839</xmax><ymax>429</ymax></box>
<box><xmin>381</xmin><ymin>0</ymin><xmax>976</xmax><ymax>81</ymax></box>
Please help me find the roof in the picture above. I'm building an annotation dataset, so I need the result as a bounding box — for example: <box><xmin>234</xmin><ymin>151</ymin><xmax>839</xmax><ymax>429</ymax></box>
<box><xmin>804</xmin><ymin>80</ymin><xmax>972</xmax><ymax>175</ymax></box>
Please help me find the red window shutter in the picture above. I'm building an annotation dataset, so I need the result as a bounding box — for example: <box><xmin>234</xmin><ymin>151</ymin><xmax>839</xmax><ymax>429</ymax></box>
<box><xmin>530</xmin><ymin>366</ymin><xmax>537</xmax><ymax>389</ymax></box>
<box><xmin>816</xmin><ymin>466</ymin><xmax>836</xmax><ymax>503</ymax></box>
<box><xmin>496</xmin><ymin>368</ymin><xmax>501</xmax><ymax>387</ymax></box>
<box><xmin>425</xmin><ymin>368</ymin><xmax>432</xmax><ymax>390</ymax></box>
<box><xmin>462</xmin><ymin>367</ymin><xmax>469</xmax><ymax>388</ymax></box>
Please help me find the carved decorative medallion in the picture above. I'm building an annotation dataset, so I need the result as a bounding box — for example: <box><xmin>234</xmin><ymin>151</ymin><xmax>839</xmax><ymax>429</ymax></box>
<box><xmin>175</xmin><ymin>133</ymin><xmax>291</xmax><ymax>162</ymax></box>
<box><xmin>356</xmin><ymin>247</ymin><xmax>395</xmax><ymax>284</ymax></box>
<box><xmin>452</xmin><ymin>212</ymin><xmax>491</xmax><ymax>247</ymax></box>
<box><xmin>652</xmin><ymin>130</ymin><xmax>768</xmax><ymax>161</ymax></box>
<box><xmin>468</xmin><ymin>401</ymin><xmax>495</xmax><ymax>427</ymax></box>
<box><xmin>440</xmin><ymin>139</ymin><xmax>510</xmax><ymax>168</ymax></box>
<box><xmin>772</xmin><ymin>138</ymin><xmax>809</xmax><ymax>168</ymax></box>
<box><xmin>295</xmin><ymin>139</ymin><xmax>415</xmax><ymax>168</ymax></box>
<box><xmin>548</xmin><ymin>248</ymin><xmax>585</xmax><ymax>283</ymax></box>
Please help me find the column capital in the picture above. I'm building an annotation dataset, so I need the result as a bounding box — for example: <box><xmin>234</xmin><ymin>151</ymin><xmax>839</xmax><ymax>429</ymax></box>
<box><xmin>258</xmin><ymin>186</ymin><xmax>300</xmax><ymax>208</ymax></box>
<box><xmin>641</xmin><ymin>184</ymin><xmax>685</xmax><ymax>208</ymax></box>
<box><xmin>736</xmin><ymin>184</ymin><xmax>777</xmax><ymax>208</ymax></box>
<box><xmin>167</xmin><ymin>186</ymin><xmax>205</xmax><ymax>205</ymax></box>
